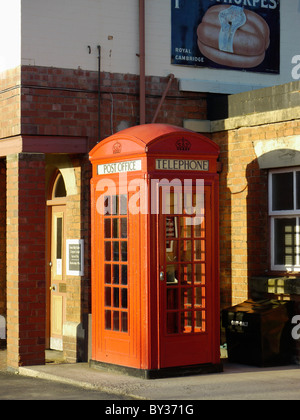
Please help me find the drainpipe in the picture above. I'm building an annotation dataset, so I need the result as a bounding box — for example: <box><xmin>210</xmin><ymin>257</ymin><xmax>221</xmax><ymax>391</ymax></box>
<box><xmin>97</xmin><ymin>45</ymin><xmax>101</xmax><ymax>142</ymax></box>
<box><xmin>139</xmin><ymin>0</ymin><xmax>146</xmax><ymax>125</ymax></box>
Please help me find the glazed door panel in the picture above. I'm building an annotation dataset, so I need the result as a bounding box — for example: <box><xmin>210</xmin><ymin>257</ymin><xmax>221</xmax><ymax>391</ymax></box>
<box><xmin>159</xmin><ymin>185</ymin><xmax>213</xmax><ymax>368</ymax></box>
<box><xmin>92</xmin><ymin>189</ymin><xmax>143</xmax><ymax>368</ymax></box>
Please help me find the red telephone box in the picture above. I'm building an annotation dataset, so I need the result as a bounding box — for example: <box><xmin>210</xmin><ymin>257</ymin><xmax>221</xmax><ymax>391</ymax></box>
<box><xmin>89</xmin><ymin>124</ymin><xmax>221</xmax><ymax>378</ymax></box>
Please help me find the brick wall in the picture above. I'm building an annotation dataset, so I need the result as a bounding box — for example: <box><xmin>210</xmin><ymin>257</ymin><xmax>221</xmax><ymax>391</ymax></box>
<box><xmin>63</xmin><ymin>156</ymin><xmax>85</xmax><ymax>362</ymax></box>
<box><xmin>6</xmin><ymin>153</ymin><xmax>46</xmax><ymax>369</ymax></box>
<box><xmin>6</xmin><ymin>154</ymin><xmax>19</xmax><ymax>368</ymax></box>
<box><xmin>0</xmin><ymin>160</ymin><xmax>6</xmax><ymax>320</ymax></box>
<box><xmin>3</xmin><ymin>65</ymin><xmax>208</xmax><ymax>365</ymax></box>
<box><xmin>213</xmin><ymin>119</ymin><xmax>300</xmax><ymax>309</ymax></box>
<box><xmin>21</xmin><ymin>66</ymin><xmax>207</xmax><ymax>144</ymax></box>
<box><xmin>19</xmin><ymin>66</ymin><xmax>207</xmax><ymax>361</ymax></box>
<box><xmin>0</xmin><ymin>67</ymin><xmax>21</xmax><ymax>139</ymax></box>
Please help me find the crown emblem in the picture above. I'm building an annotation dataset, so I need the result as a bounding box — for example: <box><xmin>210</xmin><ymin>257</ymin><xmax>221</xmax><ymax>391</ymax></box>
<box><xmin>176</xmin><ymin>138</ymin><xmax>191</xmax><ymax>151</ymax></box>
<box><xmin>112</xmin><ymin>142</ymin><xmax>122</xmax><ymax>154</ymax></box>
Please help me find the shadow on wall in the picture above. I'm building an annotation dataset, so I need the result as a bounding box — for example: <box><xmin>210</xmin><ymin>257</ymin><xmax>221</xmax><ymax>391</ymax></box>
<box><xmin>246</xmin><ymin>158</ymin><xmax>269</xmax><ymax>284</ymax></box>
<box><xmin>216</xmin><ymin>131</ymin><xmax>232</xmax><ymax>311</ymax></box>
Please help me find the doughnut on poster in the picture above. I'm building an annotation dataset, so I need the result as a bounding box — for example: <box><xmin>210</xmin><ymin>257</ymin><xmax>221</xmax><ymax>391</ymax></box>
<box><xmin>171</xmin><ymin>0</ymin><xmax>280</xmax><ymax>73</ymax></box>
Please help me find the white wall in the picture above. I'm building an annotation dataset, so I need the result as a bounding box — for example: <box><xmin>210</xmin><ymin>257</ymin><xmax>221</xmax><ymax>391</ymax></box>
<box><xmin>20</xmin><ymin>0</ymin><xmax>300</xmax><ymax>93</ymax></box>
<box><xmin>21</xmin><ymin>0</ymin><xmax>140</xmax><ymax>73</ymax></box>
<box><xmin>0</xmin><ymin>0</ymin><xmax>21</xmax><ymax>74</ymax></box>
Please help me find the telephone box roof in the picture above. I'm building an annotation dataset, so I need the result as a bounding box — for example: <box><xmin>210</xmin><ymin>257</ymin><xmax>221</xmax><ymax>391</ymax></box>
<box><xmin>89</xmin><ymin>123</ymin><xmax>219</xmax><ymax>161</ymax></box>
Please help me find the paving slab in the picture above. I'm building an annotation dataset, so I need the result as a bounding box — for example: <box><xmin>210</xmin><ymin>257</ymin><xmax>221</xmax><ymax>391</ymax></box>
<box><xmin>18</xmin><ymin>360</ymin><xmax>300</xmax><ymax>400</ymax></box>
<box><xmin>3</xmin><ymin>349</ymin><xmax>300</xmax><ymax>400</ymax></box>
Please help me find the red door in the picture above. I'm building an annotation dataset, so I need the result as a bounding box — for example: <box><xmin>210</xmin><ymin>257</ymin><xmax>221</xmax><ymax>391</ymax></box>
<box><xmin>91</xmin><ymin>185</ymin><xmax>144</xmax><ymax>369</ymax></box>
<box><xmin>158</xmin><ymin>183</ymin><xmax>213</xmax><ymax>368</ymax></box>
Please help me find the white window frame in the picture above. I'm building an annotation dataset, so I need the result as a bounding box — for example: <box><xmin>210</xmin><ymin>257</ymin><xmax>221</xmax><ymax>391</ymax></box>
<box><xmin>269</xmin><ymin>167</ymin><xmax>300</xmax><ymax>272</ymax></box>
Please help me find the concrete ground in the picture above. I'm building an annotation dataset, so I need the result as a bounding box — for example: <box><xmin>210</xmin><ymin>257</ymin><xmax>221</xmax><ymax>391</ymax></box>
<box><xmin>1</xmin><ymin>349</ymin><xmax>300</xmax><ymax>400</ymax></box>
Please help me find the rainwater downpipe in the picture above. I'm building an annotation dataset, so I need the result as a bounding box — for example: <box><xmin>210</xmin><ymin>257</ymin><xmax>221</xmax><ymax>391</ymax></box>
<box><xmin>139</xmin><ymin>0</ymin><xmax>146</xmax><ymax>125</ymax></box>
<box><xmin>97</xmin><ymin>45</ymin><xmax>101</xmax><ymax>142</ymax></box>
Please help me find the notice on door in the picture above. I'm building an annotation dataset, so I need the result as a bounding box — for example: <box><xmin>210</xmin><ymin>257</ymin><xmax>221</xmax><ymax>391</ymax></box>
<box><xmin>66</xmin><ymin>239</ymin><xmax>84</xmax><ymax>276</ymax></box>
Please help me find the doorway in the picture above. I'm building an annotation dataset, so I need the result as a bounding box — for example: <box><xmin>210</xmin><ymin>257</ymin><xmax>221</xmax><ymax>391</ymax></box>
<box><xmin>47</xmin><ymin>172</ymin><xmax>67</xmax><ymax>351</ymax></box>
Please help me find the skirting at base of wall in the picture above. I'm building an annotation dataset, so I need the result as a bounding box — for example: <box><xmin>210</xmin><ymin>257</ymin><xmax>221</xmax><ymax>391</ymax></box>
<box><xmin>50</xmin><ymin>338</ymin><xmax>63</xmax><ymax>351</ymax></box>
<box><xmin>62</xmin><ymin>318</ymin><xmax>89</xmax><ymax>363</ymax></box>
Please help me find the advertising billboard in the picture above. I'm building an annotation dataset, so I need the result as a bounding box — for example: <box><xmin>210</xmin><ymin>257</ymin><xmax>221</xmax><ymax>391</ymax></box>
<box><xmin>171</xmin><ymin>0</ymin><xmax>280</xmax><ymax>74</ymax></box>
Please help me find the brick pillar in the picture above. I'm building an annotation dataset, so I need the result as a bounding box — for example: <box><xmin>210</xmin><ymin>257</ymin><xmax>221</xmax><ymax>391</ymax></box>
<box><xmin>0</xmin><ymin>160</ymin><xmax>6</xmax><ymax>347</ymax></box>
<box><xmin>0</xmin><ymin>160</ymin><xmax>6</xmax><ymax>309</ymax></box>
<box><xmin>6</xmin><ymin>153</ymin><xmax>46</xmax><ymax>370</ymax></box>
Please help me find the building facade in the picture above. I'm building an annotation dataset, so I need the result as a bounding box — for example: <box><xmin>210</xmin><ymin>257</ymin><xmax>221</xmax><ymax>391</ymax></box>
<box><xmin>211</xmin><ymin>83</ymin><xmax>300</xmax><ymax>308</ymax></box>
<box><xmin>0</xmin><ymin>0</ymin><xmax>299</xmax><ymax>370</ymax></box>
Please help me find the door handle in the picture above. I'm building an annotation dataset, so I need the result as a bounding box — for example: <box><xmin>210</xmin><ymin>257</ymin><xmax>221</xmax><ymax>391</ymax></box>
<box><xmin>160</xmin><ymin>271</ymin><xmax>164</xmax><ymax>281</ymax></box>
<box><xmin>49</xmin><ymin>284</ymin><xmax>57</xmax><ymax>292</ymax></box>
